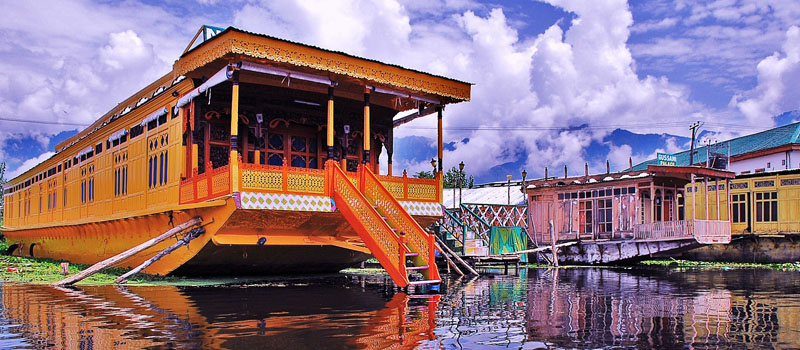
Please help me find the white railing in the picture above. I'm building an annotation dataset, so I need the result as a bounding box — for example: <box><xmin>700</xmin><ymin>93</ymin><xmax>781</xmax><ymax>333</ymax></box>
<box><xmin>633</xmin><ymin>219</ymin><xmax>731</xmax><ymax>244</ymax></box>
<box><xmin>633</xmin><ymin>220</ymin><xmax>691</xmax><ymax>240</ymax></box>
<box><xmin>692</xmin><ymin>220</ymin><xmax>732</xmax><ymax>244</ymax></box>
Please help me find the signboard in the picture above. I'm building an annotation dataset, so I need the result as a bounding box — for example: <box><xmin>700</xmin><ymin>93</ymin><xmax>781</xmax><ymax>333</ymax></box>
<box><xmin>657</xmin><ymin>153</ymin><xmax>677</xmax><ymax>166</ymax></box>
<box><xmin>202</xmin><ymin>25</ymin><xmax>225</xmax><ymax>42</ymax></box>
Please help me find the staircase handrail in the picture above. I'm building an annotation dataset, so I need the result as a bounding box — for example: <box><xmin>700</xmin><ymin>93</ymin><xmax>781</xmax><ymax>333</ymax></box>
<box><xmin>460</xmin><ymin>203</ymin><xmax>491</xmax><ymax>244</ymax></box>
<box><xmin>328</xmin><ymin>162</ymin><xmax>409</xmax><ymax>286</ymax></box>
<box><xmin>361</xmin><ymin>165</ymin><xmax>439</xmax><ymax>281</ymax></box>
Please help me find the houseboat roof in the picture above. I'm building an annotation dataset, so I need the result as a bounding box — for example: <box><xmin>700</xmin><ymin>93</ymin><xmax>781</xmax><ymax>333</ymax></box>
<box><xmin>52</xmin><ymin>25</ymin><xmax>472</xmax><ymax>163</ymax></box>
<box><xmin>178</xmin><ymin>27</ymin><xmax>472</xmax><ymax>99</ymax></box>
<box><xmin>524</xmin><ymin>165</ymin><xmax>734</xmax><ymax>191</ymax></box>
<box><xmin>633</xmin><ymin>121</ymin><xmax>800</xmax><ymax>170</ymax></box>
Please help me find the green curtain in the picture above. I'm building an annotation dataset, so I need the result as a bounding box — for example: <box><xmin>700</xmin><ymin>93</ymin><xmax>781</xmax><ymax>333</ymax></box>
<box><xmin>490</xmin><ymin>226</ymin><xmax>528</xmax><ymax>262</ymax></box>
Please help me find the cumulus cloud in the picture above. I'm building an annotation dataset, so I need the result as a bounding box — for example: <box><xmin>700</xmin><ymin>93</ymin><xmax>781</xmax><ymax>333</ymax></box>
<box><xmin>734</xmin><ymin>26</ymin><xmax>800</xmax><ymax>125</ymax></box>
<box><xmin>229</xmin><ymin>0</ymin><xmax>711</xmax><ymax>179</ymax></box>
<box><xmin>0</xmin><ymin>0</ymin><xmax>210</xmax><ymax>175</ymax></box>
<box><xmin>6</xmin><ymin>152</ymin><xmax>55</xmax><ymax>180</ymax></box>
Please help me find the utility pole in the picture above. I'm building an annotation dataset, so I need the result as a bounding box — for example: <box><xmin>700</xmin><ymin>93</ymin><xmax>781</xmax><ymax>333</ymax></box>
<box><xmin>689</xmin><ymin>121</ymin><xmax>702</xmax><ymax>166</ymax></box>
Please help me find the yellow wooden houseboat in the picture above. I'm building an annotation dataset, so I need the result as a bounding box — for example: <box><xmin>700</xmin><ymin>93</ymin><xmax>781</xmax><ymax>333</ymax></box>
<box><xmin>1</xmin><ymin>26</ymin><xmax>470</xmax><ymax>287</ymax></box>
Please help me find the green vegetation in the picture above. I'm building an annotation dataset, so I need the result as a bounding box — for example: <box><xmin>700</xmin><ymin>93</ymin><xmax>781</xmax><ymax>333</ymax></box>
<box><xmin>640</xmin><ymin>259</ymin><xmax>800</xmax><ymax>271</ymax></box>
<box><xmin>0</xmin><ymin>254</ymin><xmax>190</xmax><ymax>285</ymax></box>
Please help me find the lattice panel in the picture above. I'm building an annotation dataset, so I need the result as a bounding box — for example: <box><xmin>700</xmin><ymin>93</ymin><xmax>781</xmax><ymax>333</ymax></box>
<box><xmin>399</xmin><ymin>201</ymin><xmax>442</xmax><ymax>216</ymax></box>
<box><xmin>287</xmin><ymin>173</ymin><xmax>325</xmax><ymax>194</ymax></box>
<box><xmin>334</xmin><ymin>169</ymin><xmax>400</xmax><ymax>268</ymax></box>
<box><xmin>180</xmin><ymin>182</ymin><xmax>194</xmax><ymax>202</ymax></box>
<box><xmin>197</xmin><ymin>178</ymin><xmax>208</xmax><ymax>198</ymax></box>
<box><xmin>239</xmin><ymin>192</ymin><xmax>333</xmax><ymax>211</ymax></box>
<box><xmin>365</xmin><ymin>172</ymin><xmax>429</xmax><ymax>259</ymax></box>
<box><xmin>241</xmin><ymin>169</ymin><xmax>282</xmax><ymax>191</ymax></box>
<box><xmin>211</xmin><ymin>169</ymin><xmax>230</xmax><ymax>194</ymax></box>
<box><xmin>407</xmin><ymin>183</ymin><xmax>437</xmax><ymax>201</ymax></box>
<box><xmin>380</xmin><ymin>180</ymin><xmax>405</xmax><ymax>199</ymax></box>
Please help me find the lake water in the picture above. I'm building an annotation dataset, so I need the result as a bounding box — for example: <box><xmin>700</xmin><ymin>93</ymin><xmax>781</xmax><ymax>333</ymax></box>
<box><xmin>0</xmin><ymin>267</ymin><xmax>799</xmax><ymax>349</ymax></box>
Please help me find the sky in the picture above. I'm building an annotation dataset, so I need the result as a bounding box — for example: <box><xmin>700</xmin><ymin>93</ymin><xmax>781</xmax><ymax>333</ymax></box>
<box><xmin>1</xmin><ymin>0</ymin><xmax>799</xmax><ymax>182</ymax></box>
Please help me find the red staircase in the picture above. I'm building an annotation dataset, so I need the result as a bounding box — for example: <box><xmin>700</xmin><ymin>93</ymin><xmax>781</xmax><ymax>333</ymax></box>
<box><xmin>328</xmin><ymin>161</ymin><xmax>440</xmax><ymax>288</ymax></box>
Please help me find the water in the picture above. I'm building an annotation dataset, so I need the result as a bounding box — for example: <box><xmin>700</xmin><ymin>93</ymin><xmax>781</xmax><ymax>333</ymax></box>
<box><xmin>1</xmin><ymin>267</ymin><xmax>799</xmax><ymax>349</ymax></box>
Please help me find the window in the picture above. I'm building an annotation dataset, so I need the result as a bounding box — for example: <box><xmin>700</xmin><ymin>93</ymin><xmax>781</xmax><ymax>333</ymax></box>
<box><xmin>113</xmin><ymin>150</ymin><xmax>128</xmax><ymax>197</ymax></box>
<box><xmin>597</xmin><ymin>199</ymin><xmax>612</xmax><ymax>232</ymax></box>
<box><xmin>731</xmin><ymin>193</ymin><xmax>747</xmax><ymax>223</ymax></box>
<box><xmin>755</xmin><ymin>191</ymin><xmax>778</xmax><ymax>222</ymax></box>
<box><xmin>579</xmin><ymin>201</ymin><xmax>593</xmax><ymax>234</ymax></box>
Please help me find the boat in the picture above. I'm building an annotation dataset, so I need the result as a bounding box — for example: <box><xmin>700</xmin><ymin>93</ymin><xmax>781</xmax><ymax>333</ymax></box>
<box><xmin>1</xmin><ymin>26</ymin><xmax>471</xmax><ymax>287</ymax></box>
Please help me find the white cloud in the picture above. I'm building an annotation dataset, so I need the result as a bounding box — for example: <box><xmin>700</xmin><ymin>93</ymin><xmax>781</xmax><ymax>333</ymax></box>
<box><xmin>6</xmin><ymin>152</ymin><xmax>55</xmax><ymax>180</ymax></box>
<box><xmin>0</xmin><ymin>0</ymin><xmax>212</xmax><ymax>175</ymax></box>
<box><xmin>734</xmin><ymin>26</ymin><xmax>800</xmax><ymax>125</ymax></box>
<box><xmin>230</xmin><ymin>0</ymin><xmax>710</xmax><ymax>180</ymax></box>
<box><xmin>630</xmin><ymin>17</ymin><xmax>678</xmax><ymax>34</ymax></box>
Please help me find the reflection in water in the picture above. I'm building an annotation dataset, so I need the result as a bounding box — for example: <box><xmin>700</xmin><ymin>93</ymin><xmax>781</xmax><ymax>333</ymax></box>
<box><xmin>1</xmin><ymin>268</ymin><xmax>799</xmax><ymax>349</ymax></box>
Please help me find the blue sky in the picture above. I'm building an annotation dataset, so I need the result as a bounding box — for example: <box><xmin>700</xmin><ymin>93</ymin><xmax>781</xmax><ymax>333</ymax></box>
<box><xmin>2</xmin><ymin>0</ymin><xmax>799</xmax><ymax>182</ymax></box>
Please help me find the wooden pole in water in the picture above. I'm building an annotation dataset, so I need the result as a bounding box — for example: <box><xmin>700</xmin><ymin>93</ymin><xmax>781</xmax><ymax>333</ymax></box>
<box><xmin>434</xmin><ymin>233</ymin><xmax>479</xmax><ymax>275</ymax></box>
<box><xmin>53</xmin><ymin>217</ymin><xmax>202</xmax><ymax>286</ymax></box>
<box><xmin>434</xmin><ymin>241</ymin><xmax>464</xmax><ymax>276</ymax></box>
<box><xmin>115</xmin><ymin>227</ymin><xmax>205</xmax><ymax>284</ymax></box>
<box><xmin>549</xmin><ymin>220</ymin><xmax>558</xmax><ymax>267</ymax></box>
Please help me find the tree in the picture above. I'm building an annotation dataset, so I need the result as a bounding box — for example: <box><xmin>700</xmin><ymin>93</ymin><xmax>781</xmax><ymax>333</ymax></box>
<box><xmin>413</xmin><ymin>170</ymin><xmax>435</xmax><ymax>179</ymax></box>
<box><xmin>443</xmin><ymin>166</ymin><xmax>471</xmax><ymax>189</ymax></box>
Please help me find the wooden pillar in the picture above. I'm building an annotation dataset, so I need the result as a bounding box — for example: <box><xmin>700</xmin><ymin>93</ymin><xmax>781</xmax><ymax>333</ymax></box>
<box><xmin>726</xmin><ymin>179</ymin><xmax>731</xmax><ymax>222</ymax></box>
<box><xmin>704</xmin><ymin>177</ymin><xmax>709</xmax><ymax>221</ymax></box>
<box><xmin>437</xmin><ymin>106</ymin><xmax>443</xmax><ymax>199</ymax></box>
<box><xmin>230</xmin><ymin>71</ymin><xmax>240</xmax><ymax>192</ymax></box>
<box><xmin>327</xmin><ymin>85</ymin><xmax>335</xmax><ymax>160</ymax></box>
<box><xmin>673</xmin><ymin>185</ymin><xmax>678</xmax><ymax>222</ymax></box>
<box><xmin>715</xmin><ymin>178</ymin><xmax>720</xmax><ymax>220</ymax></box>
<box><xmin>649</xmin><ymin>182</ymin><xmax>655</xmax><ymax>223</ymax></box>
<box><xmin>191</xmin><ymin>144</ymin><xmax>199</xmax><ymax>173</ymax></box>
<box><xmin>691</xmin><ymin>174</ymin><xmax>696</xmax><ymax>221</ymax></box>
<box><xmin>387</xmin><ymin>126</ymin><xmax>393</xmax><ymax>176</ymax></box>
<box><xmin>363</xmin><ymin>88</ymin><xmax>371</xmax><ymax>163</ymax></box>
<box><xmin>659</xmin><ymin>186</ymin><xmax>665</xmax><ymax>222</ymax></box>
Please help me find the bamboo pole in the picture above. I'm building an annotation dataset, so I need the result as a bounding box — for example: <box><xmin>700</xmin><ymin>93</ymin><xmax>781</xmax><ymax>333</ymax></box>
<box><xmin>115</xmin><ymin>227</ymin><xmax>205</xmax><ymax>284</ymax></box>
<box><xmin>434</xmin><ymin>233</ymin><xmax>479</xmax><ymax>275</ymax></box>
<box><xmin>511</xmin><ymin>241</ymin><xmax>578</xmax><ymax>254</ymax></box>
<box><xmin>434</xmin><ymin>241</ymin><xmax>464</xmax><ymax>276</ymax></box>
<box><xmin>53</xmin><ymin>216</ymin><xmax>202</xmax><ymax>286</ymax></box>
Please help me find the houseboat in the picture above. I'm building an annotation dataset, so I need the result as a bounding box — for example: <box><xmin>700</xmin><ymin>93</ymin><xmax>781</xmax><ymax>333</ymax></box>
<box><xmin>523</xmin><ymin>165</ymin><xmax>734</xmax><ymax>264</ymax></box>
<box><xmin>1</xmin><ymin>26</ymin><xmax>471</xmax><ymax>287</ymax></box>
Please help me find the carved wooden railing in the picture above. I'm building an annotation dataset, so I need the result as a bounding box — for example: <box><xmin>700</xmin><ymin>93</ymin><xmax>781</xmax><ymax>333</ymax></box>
<box><xmin>236</xmin><ymin>162</ymin><xmax>440</xmax><ymax>206</ymax></box>
<box><xmin>179</xmin><ymin>164</ymin><xmax>230</xmax><ymax>204</ymax></box>
<box><xmin>377</xmin><ymin>171</ymin><xmax>439</xmax><ymax>203</ymax></box>
<box><xmin>239</xmin><ymin>162</ymin><xmax>326</xmax><ymax>195</ymax></box>
<box><xmin>361</xmin><ymin>165</ymin><xmax>439</xmax><ymax>281</ymax></box>
<box><xmin>329</xmin><ymin>161</ymin><xmax>409</xmax><ymax>287</ymax></box>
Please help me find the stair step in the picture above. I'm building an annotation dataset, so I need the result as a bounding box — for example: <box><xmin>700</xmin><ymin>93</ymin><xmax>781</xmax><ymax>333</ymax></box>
<box><xmin>405</xmin><ymin>252</ymin><xmax>419</xmax><ymax>257</ymax></box>
<box><xmin>408</xmin><ymin>279</ymin><xmax>441</xmax><ymax>286</ymax></box>
<box><xmin>406</xmin><ymin>265</ymin><xmax>429</xmax><ymax>270</ymax></box>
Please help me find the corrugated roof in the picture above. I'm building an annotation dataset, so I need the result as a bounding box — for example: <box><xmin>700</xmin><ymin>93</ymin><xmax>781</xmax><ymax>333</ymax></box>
<box><xmin>633</xmin><ymin>122</ymin><xmax>800</xmax><ymax>171</ymax></box>
<box><xmin>441</xmin><ymin>185</ymin><xmax>526</xmax><ymax>209</ymax></box>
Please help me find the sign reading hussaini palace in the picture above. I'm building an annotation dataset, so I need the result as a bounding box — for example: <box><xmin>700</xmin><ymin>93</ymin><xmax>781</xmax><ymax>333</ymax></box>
<box><xmin>657</xmin><ymin>153</ymin><xmax>677</xmax><ymax>166</ymax></box>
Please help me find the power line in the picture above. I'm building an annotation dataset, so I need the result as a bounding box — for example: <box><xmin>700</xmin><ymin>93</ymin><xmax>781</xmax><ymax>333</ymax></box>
<box><xmin>0</xmin><ymin>117</ymin><xmax>89</xmax><ymax>127</ymax></box>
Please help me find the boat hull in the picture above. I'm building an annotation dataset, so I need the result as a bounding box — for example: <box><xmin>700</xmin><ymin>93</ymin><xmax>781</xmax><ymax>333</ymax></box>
<box><xmin>3</xmin><ymin>196</ymin><xmax>441</xmax><ymax>276</ymax></box>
